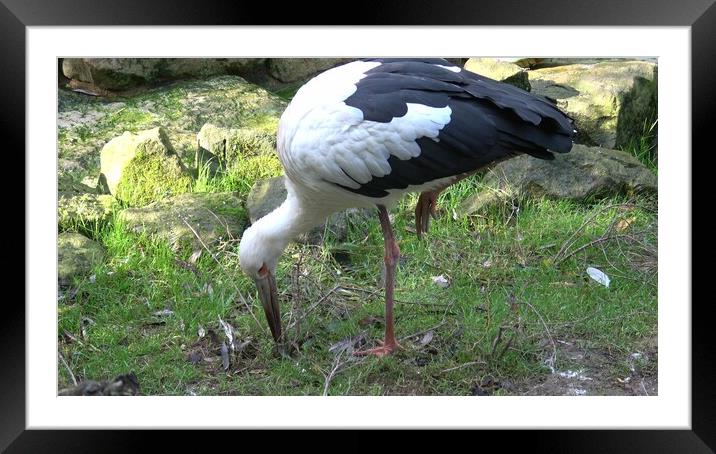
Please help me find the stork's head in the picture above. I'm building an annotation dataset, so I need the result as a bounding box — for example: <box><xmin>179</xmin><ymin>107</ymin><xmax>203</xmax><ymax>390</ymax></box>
<box><xmin>239</xmin><ymin>221</ymin><xmax>286</xmax><ymax>343</ymax></box>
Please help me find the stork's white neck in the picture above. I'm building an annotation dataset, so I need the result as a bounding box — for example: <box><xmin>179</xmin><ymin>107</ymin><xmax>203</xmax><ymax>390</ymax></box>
<box><xmin>256</xmin><ymin>190</ymin><xmax>326</xmax><ymax>241</ymax></box>
<box><xmin>241</xmin><ymin>181</ymin><xmax>334</xmax><ymax>274</ymax></box>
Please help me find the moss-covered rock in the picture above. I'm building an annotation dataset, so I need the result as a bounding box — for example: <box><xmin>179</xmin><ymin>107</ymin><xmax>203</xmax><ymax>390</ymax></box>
<box><xmin>507</xmin><ymin>57</ymin><xmax>653</xmax><ymax>69</ymax></box>
<box><xmin>464</xmin><ymin>58</ymin><xmax>531</xmax><ymax>91</ymax></box>
<box><xmin>58</xmin><ymin>174</ymin><xmax>115</xmax><ymax>232</ymax></box>
<box><xmin>246</xmin><ymin>176</ymin><xmax>289</xmax><ymax>224</ymax></box>
<box><xmin>62</xmin><ymin>58</ymin><xmax>269</xmax><ymax>91</ymax></box>
<box><xmin>58</xmin><ymin>76</ymin><xmax>287</xmax><ymax>183</ymax></box>
<box><xmin>267</xmin><ymin>58</ymin><xmax>352</xmax><ymax>83</ymax></box>
<box><xmin>99</xmin><ymin>128</ymin><xmax>193</xmax><ymax>206</ymax></box>
<box><xmin>528</xmin><ymin>61</ymin><xmax>657</xmax><ymax>148</ymax></box>
<box><xmin>58</xmin><ymin>232</ymin><xmax>105</xmax><ymax>286</ymax></box>
<box><xmin>59</xmin><ymin>174</ymin><xmax>98</xmax><ymax>194</ymax></box>
<box><xmin>196</xmin><ymin>123</ymin><xmax>277</xmax><ymax>170</ymax></box>
<box><xmin>118</xmin><ymin>192</ymin><xmax>247</xmax><ymax>251</ymax></box>
<box><xmin>459</xmin><ymin>144</ymin><xmax>657</xmax><ymax>216</ymax></box>
<box><xmin>59</xmin><ymin>193</ymin><xmax>115</xmax><ymax>232</ymax></box>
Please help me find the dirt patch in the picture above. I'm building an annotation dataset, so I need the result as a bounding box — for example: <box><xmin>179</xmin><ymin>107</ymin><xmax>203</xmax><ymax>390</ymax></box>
<box><xmin>508</xmin><ymin>336</ymin><xmax>657</xmax><ymax>396</ymax></box>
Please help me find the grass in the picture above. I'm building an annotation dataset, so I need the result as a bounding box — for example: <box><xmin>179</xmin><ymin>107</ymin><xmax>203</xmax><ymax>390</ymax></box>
<box><xmin>621</xmin><ymin>118</ymin><xmax>658</xmax><ymax>173</ymax></box>
<box><xmin>192</xmin><ymin>154</ymin><xmax>284</xmax><ymax>197</ymax></box>
<box><xmin>58</xmin><ymin>169</ymin><xmax>658</xmax><ymax>396</ymax></box>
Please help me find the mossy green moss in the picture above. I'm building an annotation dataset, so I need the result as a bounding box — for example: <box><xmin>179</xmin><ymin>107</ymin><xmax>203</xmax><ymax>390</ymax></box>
<box><xmin>104</xmin><ymin>107</ymin><xmax>155</xmax><ymax>131</ymax></box>
<box><xmin>59</xmin><ymin>193</ymin><xmax>117</xmax><ymax>233</ymax></box>
<box><xmin>58</xmin><ymin>232</ymin><xmax>106</xmax><ymax>285</ymax></box>
<box><xmin>194</xmin><ymin>153</ymin><xmax>284</xmax><ymax>197</ymax></box>
<box><xmin>100</xmin><ymin>128</ymin><xmax>193</xmax><ymax>207</ymax></box>
<box><xmin>114</xmin><ymin>148</ymin><xmax>193</xmax><ymax>206</ymax></box>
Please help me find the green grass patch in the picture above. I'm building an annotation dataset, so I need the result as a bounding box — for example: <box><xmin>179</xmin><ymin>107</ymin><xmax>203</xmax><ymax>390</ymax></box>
<box><xmin>59</xmin><ymin>169</ymin><xmax>657</xmax><ymax>395</ymax></box>
<box><xmin>621</xmin><ymin>118</ymin><xmax>658</xmax><ymax>173</ymax></box>
<box><xmin>193</xmin><ymin>154</ymin><xmax>284</xmax><ymax>197</ymax></box>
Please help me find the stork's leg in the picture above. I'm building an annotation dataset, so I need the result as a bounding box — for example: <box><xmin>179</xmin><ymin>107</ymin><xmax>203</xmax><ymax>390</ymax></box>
<box><xmin>354</xmin><ymin>205</ymin><xmax>403</xmax><ymax>357</ymax></box>
<box><xmin>415</xmin><ymin>190</ymin><xmax>441</xmax><ymax>240</ymax></box>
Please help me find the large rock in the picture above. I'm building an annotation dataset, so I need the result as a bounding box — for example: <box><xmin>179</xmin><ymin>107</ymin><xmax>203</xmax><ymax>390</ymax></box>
<box><xmin>118</xmin><ymin>192</ymin><xmax>246</xmax><ymax>251</ymax></box>
<box><xmin>62</xmin><ymin>58</ymin><xmax>268</xmax><ymax>91</ymax></box>
<box><xmin>99</xmin><ymin>127</ymin><xmax>193</xmax><ymax>206</ymax></box>
<box><xmin>246</xmin><ymin>177</ymin><xmax>371</xmax><ymax>244</ymax></box>
<box><xmin>267</xmin><ymin>58</ymin><xmax>352</xmax><ymax>83</ymax></box>
<box><xmin>196</xmin><ymin>123</ymin><xmax>276</xmax><ymax>170</ymax></box>
<box><xmin>459</xmin><ymin>144</ymin><xmax>657</xmax><ymax>215</ymax></box>
<box><xmin>528</xmin><ymin>60</ymin><xmax>657</xmax><ymax>149</ymax></box>
<box><xmin>246</xmin><ymin>176</ymin><xmax>289</xmax><ymax>224</ymax></box>
<box><xmin>58</xmin><ymin>75</ymin><xmax>287</xmax><ymax>184</ymax></box>
<box><xmin>58</xmin><ymin>175</ymin><xmax>115</xmax><ymax>231</ymax></box>
<box><xmin>59</xmin><ymin>193</ymin><xmax>115</xmax><ymax>232</ymax></box>
<box><xmin>504</xmin><ymin>57</ymin><xmax>656</xmax><ymax>69</ymax></box>
<box><xmin>58</xmin><ymin>233</ymin><xmax>105</xmax><ymax>286</ymax></box>
<box><xmin>464</xmin><ymin>58</ymin><xmax>530</xmax><ymax>91</ymax></box>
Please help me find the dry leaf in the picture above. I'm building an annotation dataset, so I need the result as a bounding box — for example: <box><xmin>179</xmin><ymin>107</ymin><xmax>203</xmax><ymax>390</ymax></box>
<box><xmin>220</xmin><ymin>342</ymin><xmax>230</xmax><ymax>371</ymax></box>
<box><xmin>218</xmin><ymin>317</ymin><xmax>235</xmax><ymax>350</ymax></box>
<box><xmin>616</xmin><ymin>216</ymin><xmax>636</xmax><ymax>232</ymax></box>
<box><xmin>418</xmin><ymin>330</ymin><xmax>434</xmax><ymax>346</ymax></box>
<box><xmin>187</xmin><ymin>351</ymin><xmax>203</xmax><ymax>365</ymax></box>
<box><xmin>188</xmin><ymin>249</ymin><xmax>203</xmax><ymax>264</ymax></box>
<box><xmin>329</xmin><ymin>334</ymin><xmax>366</xmax><ymax>355</ymax></box>
<box><xmin>153</xmin><ymin>308</ymin><xmax>174</xmax><ymax>317</ymax></box>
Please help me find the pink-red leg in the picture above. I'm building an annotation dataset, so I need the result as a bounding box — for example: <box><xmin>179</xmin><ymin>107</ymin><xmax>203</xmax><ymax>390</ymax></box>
<box><xmin>415</xmin><ymin>190</ymin><xmax>441</xmax><ymax>240</ymax></box>
<box><xmin>354</xmin><ymin>205</ymin><xmax>403</xmax><ymax>357</ymax></box>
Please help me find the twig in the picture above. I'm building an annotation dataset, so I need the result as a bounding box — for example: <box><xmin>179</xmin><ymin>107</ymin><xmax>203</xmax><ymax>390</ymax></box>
<box><xmin>58</xmin><ymin>351</ymin><xmax>77</xmax><ymax>386</ymax></box>
<box><xmin>203</xmin><ymin>208</ymin><xmax>234</xmax><ymax>240</ymax></box>
<box><xmin>399</xmin><ymin>317</ymin><xmax>450</xmax><ymax>343</ymax></box>
<box><xmin>554</xmin><ymin>202</ymin><xmax>636</xmax><ymax>262</ymax></box>
<box><xmin>286</xmin><ymin>285</ymin><xmax>340</xmax><ymax>331</ymax></box>
<box><xmin>321</xmin><ymin>350</ymin><xmax>361</xmax><ymax>396</ymax></box>
<box><xmin>640</xmin><ymin>379</ymin><xmax>650</xmax><ymax>396</ymax></box>
<box><xmin>441</xmin><ymin>360</ymin><xmax>487</xmax><ymax>374</ymax></box>
<box><xmin>519</xmin><ymin>298</ymin><xmax>557</xmax><ymax>373</ymax></box>
<box><xmin>554</xmin><ymin>234</ymin><xmax>628</xmax><ymax>265</ymax></box>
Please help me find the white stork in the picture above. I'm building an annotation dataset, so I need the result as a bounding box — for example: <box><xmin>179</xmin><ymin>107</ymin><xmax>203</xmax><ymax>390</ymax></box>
<box><xmin>239</xmin><ymin>58</ymin><xmax>575</xmax><ymax>356</ymax></box>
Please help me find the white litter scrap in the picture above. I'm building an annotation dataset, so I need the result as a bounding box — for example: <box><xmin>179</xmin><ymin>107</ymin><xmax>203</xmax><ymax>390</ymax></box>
<box><xmin>586</xmin><ymin>267</ymin><xmax>610</xmax><ymax>287</ymax></box>
<box><xmin>558</xmin><ymin>369</ymin><xmax>593</xmax><ymax>381</ymax></box>
<box><xmin>432</xmin><ymin>275</ymin><xmax>450</xmax><ymax>288</ymax></box>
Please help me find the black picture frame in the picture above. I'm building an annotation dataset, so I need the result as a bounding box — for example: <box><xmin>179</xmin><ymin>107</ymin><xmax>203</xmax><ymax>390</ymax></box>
<box><xmin>4</xmin><ymin>0</ymin><xmax>711</xmax><ymax>451</ymax></box>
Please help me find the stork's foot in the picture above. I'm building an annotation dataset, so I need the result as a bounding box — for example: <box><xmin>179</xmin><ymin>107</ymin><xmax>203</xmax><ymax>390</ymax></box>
<box><xmin>353</xmin><ymin>339</ymin><xmax>403</xmax><ymax>357</ymax></box>
<box><xmin>415</xmin><ymin>190</ymin><xmax>440</xmax><ymax>240</ymax></box>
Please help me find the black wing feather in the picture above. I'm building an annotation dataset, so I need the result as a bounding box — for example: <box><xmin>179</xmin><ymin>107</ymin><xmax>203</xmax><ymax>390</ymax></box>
<box><xmin>337</xmin><ymin>59</ymin><xmax>575</xmax><ymax>198</ymax></box>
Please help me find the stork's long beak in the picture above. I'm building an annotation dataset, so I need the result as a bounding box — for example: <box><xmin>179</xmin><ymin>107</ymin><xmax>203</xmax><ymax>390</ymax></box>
<box><xmin>254</xmin><ymin>271</ymin><xmax>282</xmax><ymax>343</ymax></box>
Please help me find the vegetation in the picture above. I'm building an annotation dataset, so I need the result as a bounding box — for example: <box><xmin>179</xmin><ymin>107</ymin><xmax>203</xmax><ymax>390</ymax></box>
<box><xmin>58</xmin><ymin>164</ymin><xmax>657</xmax><ymax>395</ymax></box>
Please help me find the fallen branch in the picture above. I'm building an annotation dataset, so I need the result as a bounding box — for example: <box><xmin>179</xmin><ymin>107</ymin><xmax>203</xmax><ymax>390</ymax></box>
<box><xmin>286</xmin><ymin>285</ymin><xmax>340</xmax><ymax>331</ymax></box>
<box><xmin>58</xmin><ymin>351</ymin><xmax>77</xmax><ymax>386</ymax></box>
<box><xmin>441</xmin><ymin>360</ymin><xmax>487</xmax><ymax>374</ymax></box>
<box><xmin>554</xmin><ymin>202</ymin><xmax>636</xmax><ymax>263</ymax></box>
<box><xmin>519</xmin><ymin>298</ymin><xmax>557</xmax><ymax>373</ymax></box>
